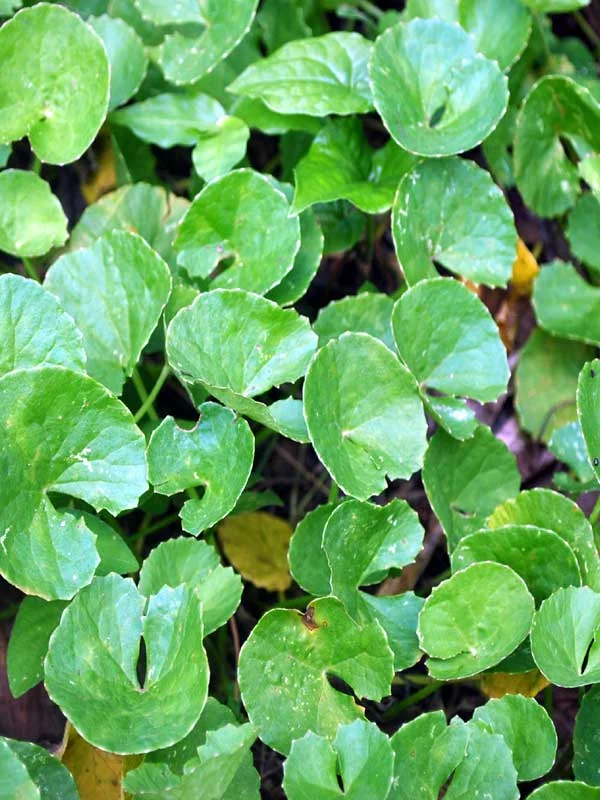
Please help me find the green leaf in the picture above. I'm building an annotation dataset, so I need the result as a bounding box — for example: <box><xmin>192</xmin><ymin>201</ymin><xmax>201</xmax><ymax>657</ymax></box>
<box><xmin>292</xmin><ymin>118</ymin><xmax>416</xmax><ymax>214</ymax></box>
<box><xmin>138</xmin><ymin>537</ymin><xmax>242</xmax><ymax>636</ymax></box>
<box><xmin>45</xmin><ymin>574</ymin><xmax>209</xmax><ymax>754</ymax></box>
<box><xmin>516</xmin><ymin>329</ymin><xmax>593</xmax><ymax>442</ymax></box>
<box><xmin>45</xmin><ymin>230</ymin><xmax>172</xmax><ymax>394</ymax></box>
<box><xmin>567</xmin><ymin>194</ymin><xmax>600</xmax><ymax>273</ymax></box>
<box><xmin>232</xmin><ymin>96</ymin><xmax>321</xmax><ymax>136</ymax></box>
<box><xmin>7</xmin><ymin>597</ymin><xmax>67</xmax><ymax>699</ymax></box>
<box><xmin>134</xmin><ymin>0</ymin><xmax>204</xmax><ymax>25</ymax></box>
<box><xmin>313</xmin><ymin>293</ymin><xmax>396</xmax><ymax>351</ymax></box>
<box><xmin>487</xmin><ymin>489</ymin><xmax>600</xmax><ymax>592</ymax></box>
<box><xmin>89</xmin><ymin>15</ymin><xmax>147</xmax><ymax>110</ymax></box>
<box><xmin>166</xmin><ymin>289</ymin><xmax>317</xmax><ymax>441</ymax></box>
<box><xmin>401</xmin><ymin>0</ymin><xmax>458</xmax><ymax>20</ymax></box>
<box><xmin>418</xmin><ymin>562</ymin><xmax>535</xmax><ymax>679</ymax></box>
<box><xmin>452</xmin><ymin>525</ymin><xmax>581</xmax><ymax>605</ymax></box>
<box><xmin>528</xmin><ymin>783</ymin><xmax>600</xmax><ymax>800</ymax></box>
<box><xmin>158</xmin><ymin>0</ymin><xmax>259</xmax><ymax>85</ymax></box>
<box><xmin>514</xmin><ymin>76</ymin><xmax>600</xmax><ymax>217</ymax></box>
<box><xmin>238</xmin><ymin>596</ymin><xmax>394</xmax><ymax>754</ymax></box>
<box><xmin>0</xmin><ymin>366</ymin><xmax>147</xmax><ymax>599</ymax></box>
<box><xmin>68</xmin><ymin>510</ymin><xmax>138</xmax><ymax>577</ymax></box>
<box><xmin>392</xmin><ymin>278</ymin><xmax>509</xmax><ymax>401</ymax></box>
<box><xmin>229</xmin><ymin>32</ymin><xmax>373</xmax><ymax>116</ymax></box>
<box><xmin>283</xmin><ymin>719</ymin><xmax>394</xmax><ymax>800</ymax></box>
<box><xmin>530</xmin><ymin>586</ymin><xmax>600</xmax><ymax>687</ymax></box>
<box><xmin>574</xmin><ymin>686</ymin><xmax>600</xmax><ymax>786</ymax></box>
<box><xmin>458</xmin><ymin>0</ymin><xmax>531</xmax><ymax>71</ymax></box>
<box><xmin>288</xmin><ymin>503</ymin><xmax>337</xmax><ymax>596</ymax></box>
<box><xmin>370</xmin><ymin>19</ymin><xmax>508</xmax><ymax>157</ymax></box>
<box><xmin>577</xmin><ymin>359</ymin><xmax>600</xmax><ymax>483</ymax></box>
<box><xmin>579</xmin><ymin>154</ymin><xmax>600</xmax><ymax>197</ymax></box>
<box><xmin>147</xmin><ymin>405</ymin><xmax>254</xmax><ymax>534</ymax></box>
<box><xmin>549</xmin><ymin>422</ymin><xmax>598</xmax><ymax>486</ymax></box>
<box><xmin>0</xmin><ymin>4</ymin><xmax>109</xmax><ymax>164</ymax></box>
<box><xmin>315</xmin><ymin>200</ymin><xmax>366</xmax><ymax>255</ymax></box>
<box><xmin>0</xmin><ymin>142</ymin><xmax>10</xmax><ymax>167</ymax></box>
<box><xmin>422</xmin><ymin>395</ymin><xmax>479</xmax><ymax>441</ymax></box>
<box><xmin>0</xmin><ymin>171</ymin><xmax>67</xmax><ymax>257</ymax></box>
<box><xmin>423</xmin><ymin>427</ymin><xmax>520</xmax><ymax>550</ymax></box>
<box><xmin>175</xmin><ymin>169</ymin><xmax>300</xmax><ymax>294</ymax></box>
<box><xmin>0</xmin><ymin>737</ymin><xmax>78</xmax><ymax>800</ymax></box>
<box><xmin>392</xmin><ymin>158</ymin><xmax>516</xmax><ymax>287</ymax></box>
<box><xmin>304</xmin><ymin>333</ymin><xmax>427</xmax><ymax>500</ymax></box>
<box><xmin>191</xmin><ymin>116</ymin><xmax>250</xmax><ymax>182</ymax></box>
<box><xmin>522</xmin><ymin>0</ymin><xmax>590</xmax><ymax>10</ymax></box>
<box><xmin>473</xmin><ymin>695</ymin><xmax>556</xmax><ymax>781</ymax></box>
<box><xmin>534</xmin><ymin>261</ymin><xmax>600</xmax><ymax>346</ymax></box>
<box><xmin>0</xmin><ymin>274</ymin><xmax>85</xmax><ymax>377</ymax></box>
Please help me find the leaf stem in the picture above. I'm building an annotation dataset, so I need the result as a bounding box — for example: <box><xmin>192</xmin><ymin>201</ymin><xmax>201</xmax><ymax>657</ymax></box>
<box><xmin>22</xmin><ymin>257</ymin><xmax>40</xmax><ymax>282</ymax></box>
<box><xmin>131</xmin><ymin>367</ymin><xmax>160</xmax><ymax>423</ymax></box>
<box><xmin>129</xmin><ymin>512</ymin><xmax>180</xmax><ymax>543</ymax></box>
<box><xmin>31</xmin><ymin>155</ymin><xmax>42</xmax><ymax>175</ymax></box>
<box><xmin>328</xmin><ymin>481</ymin><xmax>340</xmax><ymax>503</ymax></box>
<box><xmin>382</xmin><ymin>681</ymin><xmax>443</xmax><ymax>718</ymax></box>
<box><xmin>590</xmin><ymin>496</ymin><xmax>600</xmax><ymax>526</ymax></box>
<box><xmin>356</xmin><ymin>0</ymin><xmax>383</xmax><ymax>19</ymax></box>
<box><xmin>574</xmin><ymin>11</ymin><xmax>600</xmax><ymax>53</ymax></box>
<box><xmin>133</xmin><ymin>364</ymin><xmax>170</xmax><ymax>424</ymax></box>
<box><xmin>544</xmin><ymin>684</ymin><xmax>554</xmax><ymax>718</ymax></box>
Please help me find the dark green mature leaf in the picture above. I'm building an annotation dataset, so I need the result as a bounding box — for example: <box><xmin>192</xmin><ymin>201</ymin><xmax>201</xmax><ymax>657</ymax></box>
<box><xmin>7</xmin><ymin>597</ymin><xmax>67</xmax><ymax>698</ymax></box>
<box><xmin>567</xmin><ymin>195</ymin><xmax>600</xmax><ymax>273</ymax></box>
<box><xmin>138</xmin><ymin>537</ymin><xmax>242</xmax><ymax>636</ymax></box>
<box><xmin>167</xmin><ymin>289</ymin><xmax>317</xmax><ymax>441</ymax></box>
<box><xmin>0</xmin><ymin>737</ymin><xmax>78</xmax><ymax>800</ymax></box>
<box><xmin>0</xmin><ymin>3</ymin><xmax>109</xmax><ymax>164</ymax></box>
<box><xmin>292</xmin><ymin>118</ymin><xmax>416</xmax><ymax>214</ymax></box>
<box><xmin>147</xmin><ymin>405</ymin><xmax>254</xmax><ymax>534</ymax></box>
<box><xmin>314</xmin><ymin>293</ymin><xmax>396</xmax><ymax>351</ymax></box>
<box><xmin>392</xmin><ymin>158</ymin><xmax>516</xmax><ymax>287</ymax></box>
<box><xmin>534</xmin><ymin>261</ymin><xmax>600</xmax><ymax>346</ymax></box>
<box><xmin>530</xmin><ymin>586</ymin><xmax>600</xmax><ymax>687</ymax></box>
<box><xmin>304</xmin><ymin>333</ymin><xmax>428</xmax><ymax>500</ymax></box>
<box><xmin>370</xmin><ymin>19</ymin><xmax>508</xmax><ymax>157</ymax></box>
<box><xmin>175</xmin><ymin>169</ymin><xmax>300</xmax><ymax>294</ymax></box>
<box><xmin>0</xmin><ymin>171</ymin><xmax>67</xmax><ymax>257</ymax></box>
<box><xmin>45</xmin><ymin>230</ymin><xmax>172</xmax><ymax>395</ymax></box>
<box><xmin>423</xmin><ymin>427</ymin><xmax>520</xmax><ymax>550</ymax></box>
<box><xmin>516</xmin><ymin>330</ymin><xmax>593</xmax><ymax>442</ymax></box>
<box><xmin>577</xmin><ymin>359</ymin><xmax>600</xmax><ymax>483</ymax></box>
<box><xmin>89</xmin><ymin>15</ymin><xmax>147</xmax><ymax>110</ymax></box>
<box><xmin>473</xmin><ymin>695</ymin><xmax>556</xmax><ymax>781</ymax></box>
<box><xmin>418</xmin><ymin>562</ymin><xmax>535</xmax><ymax>679</ymax></box>
<box><xmin>574</xmin><ymin>686</ymin><xmax>600</xmax><ymax>786</ymax></box>
<box><xmin>392</xmin><ymin>278</ymin><xmax>509</xmax><ymax>401</ymax></box>
<box><xmin>238</xmin><ymin>597</ymin><xmax>394</xmax><ymax>754</ymax></box>
<box><xmin>0</xmin><ymin>366</ymin><xmax>147</xmax><ymax>599</ymax></box>
<box><xmin>514</xmin><ymin>76</ymin><xmax>600</xmax><ymax>217</ymax></box>
<box><xmin>283</xmin><ymin>719</ymin><xmax>394</xmax><ymax>800</ymax></box>
<box><xmin>229</xmin><ymin>32</ymin><xmax>373</xmax><ymax>116</ymax></box>
<box><xmin>458</xmin><ymin>0</ymin><xmax>531</xmax><ymax>71</ymax></box>
<box><xmin>45</xmin><ymin>574</ymin><xmax>209</xmax><ymax>754</ymax></box>
<box><xmin>0</xmin><ymin>274</ymin><xmax>85</xmax><ymax>377</ymax></box>
<box><xmin>529</xmin><ymin>783</ymin><xmax>600</xmax><ymax>799</ymax></box>
<box><xmin>288</xmin><ymin>503</ymin><xmax>337</xmax><ymax>596</ymax></box>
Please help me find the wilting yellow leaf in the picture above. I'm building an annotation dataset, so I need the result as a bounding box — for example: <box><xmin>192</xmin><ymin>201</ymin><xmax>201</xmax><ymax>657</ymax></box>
<box><xmin>61</xmin><ymin>724</ymin><xmax>128</xmax><ymax>799</ymax></box>
<box><xmin>480</xmin><ymin>669</ymin><xmax>549</xmax><ymax>699</ymax></box>
<box><xmin>511</xmin><ymin>239</ymin><xmax>540</xmax><ymax>298</ymax></box>
<box><xmin>218</xmin><ymin>511</ymin><xmax>293</xmax><ymax>592</ymax></box>
<box><xmin>81</xmin><ymin>135</ymin><xmax>116</xmax><ymax>205</ymax></box>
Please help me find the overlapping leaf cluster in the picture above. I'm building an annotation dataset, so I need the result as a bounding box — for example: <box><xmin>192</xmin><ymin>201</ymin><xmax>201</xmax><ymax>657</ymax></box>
<box><xmin>1</xmin><ymin>0</ymin><xmax>600</xmax><ymax>797</ymax></box>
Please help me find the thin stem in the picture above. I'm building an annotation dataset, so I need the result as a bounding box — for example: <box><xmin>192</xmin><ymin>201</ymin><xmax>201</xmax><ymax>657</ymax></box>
<box><xmin>277</xmin><ymin>593</ymin><xmax>314</xmax><ymax>609</ymax></box>
<box><xmin>574</xmin><ymin>11</ymin><xmax>600</xmax><ymax>53</ymax></box>
<box><xmin>131</xmin><ymin>368</ymin><xmax>159</xmax><ymax>423</ymax></box>
<box><xmin>31</xmin><ymin>155</ymin><xmax>42</xmax><ymax>175</ymax></box>
<box><xmin>328</xmin><ymin>481</ymin><xmax>340</xmax><ymax>504</ymax></box>
<box><xmin>22</xmin><ymin>257</ymin><xmax>40</xmax><ymax>282</ymax></box>
<box><xmin>356</xmin><ymin>0</ymin><xmax>383</xmax><ymax>19</ymax></box>
<box><xmin>544</xmin><ymin>685</ymin><xmax>554</xmax><ymax>719</ymax></box>
<box><xmin>382</xmin><ymin>682</ymin><xmax>443</xmax><ymax>718</ymax></box>
<box><xmin>590</xmin><ymin>495</ymin><xmax>600</xmax><ymax>527</ymax></box>
<box><xmin>133</xmin><ymin>364</ymin><xmax>170</xmax><ymax>424</ymax></box>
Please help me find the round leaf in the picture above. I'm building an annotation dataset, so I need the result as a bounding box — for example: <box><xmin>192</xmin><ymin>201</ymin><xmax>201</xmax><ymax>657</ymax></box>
<box><xmin>304</xmin><ymin>333</ymin><xmax>427</xmax><ymax>500</ymax></box>
<box><xmin>369</xmin><ymin>19</ymin><xmax>508</xmax><ymax>156</ymax></box>
<box><xmin>534</xmin><ymin>260</ymin><xmax>600</xmax><ymax>346</ymax></box>
<box><xmin>238</xmin><ymin>596</ymin><xmax>393</xmax><ymax>754</ymax></box>
<box><xmin>314</xmin><ymin>293</ymin><xmax>396</xmax><ymax>351</ymax></box>
<box><xmin>0</xmin><ymin>170</ymin><xmax>67</xmax><ymax>257</ymax></box>
<box><xmin>288</xmin><ymin>503</ymin><xmax>337</xmax><ymax>596</ymax></box>
<box><xmin>574</xmin><ymin>685</ymin><xmax>600</xmax><ymax>786</ymax></box>
<box><xmin>529</xmin><ymin>783</ymin><xmax>600</xmax><ymax>800</ymax></box>
<box><xmin>458</xmin><ymin>0</ymin><xmax>531</xmax><ymax>71</ymax></box>
<box><xmin>89</xmin><ymin>15</ymin><xmax>147</xmax><ymax>110</ymax></box>
<box><xmin>45</xmin><ymin>574</ymin><xmax>209</xmax><ymax>754</ymax></box>
<box><xmin>418</xmin><ymin>562</ymin><xmax>535</xmax><ymax>679</ymax></box>
<box><xmin>577</xmin><ymin>359</ymin><xmax>600</xmax><ymax>483</ymax></box>
<box><xmin>392</xmin><ymin>158</ymin><xmax>516</xmax><ymax>287</ymax></box>
<box><xmin>0</xmin><ymin>3</ymin><xmax>109</xmax><ymax>164</ymax></box>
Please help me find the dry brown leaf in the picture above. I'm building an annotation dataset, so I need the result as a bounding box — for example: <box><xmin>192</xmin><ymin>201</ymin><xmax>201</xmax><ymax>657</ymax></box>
<box><xmin>60</xmin><ymin>723</ymin><xmax>130</xmax><ymax>799</ymax></box>
<box><xmin>81</xmin><ymin>135</ymin><xmax>116</xmax><ymax>205</ymax></box>
<box><xmin>217</xmin><ymin>511</ymin><xmax>293</xmax><ymax>592</ymax></box>
<box><xmin>479</xmin><ymin>669</ymin><xmax>549</xmax><ymax>699</ymax></box>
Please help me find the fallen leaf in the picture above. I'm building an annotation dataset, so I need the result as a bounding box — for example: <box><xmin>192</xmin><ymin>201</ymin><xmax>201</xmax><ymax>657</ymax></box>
<box><xmin>511</xmin><ymin>239</ymin><xmax>540</xmax><ymax>298</ymax></box>
<box><xmin>81</xmin><ymin>133</ymin><xmax>116</xmax><ymax>205</ymax></box>
<box><xmin>218</xmin><ymin>511</ymin><xmax>293</xmax><ymax>592</ymax></box>
<box><xmin>479</xmin><ymin>669</ymin><xmax>549</xmax><ymax>699</ymax></box>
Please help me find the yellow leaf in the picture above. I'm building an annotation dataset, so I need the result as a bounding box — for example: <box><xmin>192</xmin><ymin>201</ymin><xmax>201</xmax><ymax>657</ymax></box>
<box><xmin>218</xmin><ymin>511</ymin><xmax>293</xmax><ymax>592</ymax></box>
<box><xmin>81</xmin><ymin>134</ymin><xmax>116</xmax><ymax>205</ymax></box>
<box><xmin>61</xmin><ymin>724</ymin><xmax>129</xmax><ymax>799</ymax></box>
<box><xmin>511</xmin><ymin>239</ymin><xmax>540</xmax><ymax>298</ymax></box>
<box><xmin>479</xmin><ymin>669</ymin><xmax>549</xmax><ymax>699</ymax></box>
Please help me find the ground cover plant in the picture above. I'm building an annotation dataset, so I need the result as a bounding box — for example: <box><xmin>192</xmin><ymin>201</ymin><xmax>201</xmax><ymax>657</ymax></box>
<box><xmin>1</xmin><ymin>0</ymin><xmax>600</xmax><ymax>797</ymax></box>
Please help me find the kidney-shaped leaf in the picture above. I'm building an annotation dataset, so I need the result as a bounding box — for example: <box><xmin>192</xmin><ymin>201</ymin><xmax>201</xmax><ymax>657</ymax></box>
<box><xmin>370</xmin><ymin>19</ymin><xmax>508</xmax><ymax>157</ymax></box>
<box><xmin>0</xmin><ymin>3</ymin><xmax>109</xmax><ymax>164</ymax></box>
<box><xmin>147</xmin><ymin>405</ymin><xmax>254</xmax><ymax>534</ymax></box>
<box><xmin>418</xmin><ymin>562</ymin><xmax>535</xmax><ymax>679</ymax></box>
<box><xmin>0</xmin><ymin>736</ymin><xmax>78</xmax><ymax>800</ymax></box>
<box><xmin>45</xmin><ymin>574</ymin><xmax>209</xmax><ymax>754</ymax></box>
<box><xmin>0</xmin><ymin>171</ymin><xmax>67</xmax><ymax>257</ymax></box>
<box><xmin>392</xmin><ymin>158</ymin><xmax>516</xmax><ymax>287</ymax></box>
<box><xmin>304</xmin><ymin>333</ymin><xmax>427</xmax><ymax>500</ymax></box>
<box><xmin>0</xmin><ymin>366</ymin><xmax>147</xmax><ymax>599</ymax></box>
<box><xmin>238</xmin><ymin>596</ymin><xmax>393</xmax><ymax>754</ymax></box>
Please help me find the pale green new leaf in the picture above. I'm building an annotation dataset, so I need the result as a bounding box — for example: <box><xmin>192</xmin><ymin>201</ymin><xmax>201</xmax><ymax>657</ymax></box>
<box><xmin>567</xmin><ymin>194</ymin><xmax>600</xmax><ymax>273</ymax></box>
<box><xmin>577</xmin><ymin>359</ymin><xmax>600</xmax><ymax>482</ymax></box>
<box><xmin>370</xmin><ymin>19</ymin><xmax>508</xmax><ymax>156</ymax></box>
<box><xmin>0</xmin><ymin>171</ymin><xmax>67</xmax><ymax>257</ymax></box>
<box><xmin>392</xmin><ymin>158</ymin><xmax>516</xmax><ymax>287</ymax></box>
<box><xmin>191</xmin><ymin>116</ymin><xmax>250</xmax><ymax>182</ymax></box>
<box><xmin>534</xmin><ymin>261</ymin><xmax>600</xmax><ymax>346</ymax></box>
<box><xmin>45</xmin><ymin>230</ymin><xmax>172</xmax><ymax>394</ymax></box>
<box><xmin>45</xmin><ymin>574</ymin><xmax>209</xmax><ymax>754</ymax></box>
<box><xmin>229</xmin><ymin>32</ymin><xmax>373</xmax><ymax>116</ymax></box>
<box><xmin>238</xmin><ymin>597</ymin><xmax>394</xmax><ymax>754</ymax></box>
<box><xmin>147</xmin><ymin>405</ymin><xmax>254</xmax><ymax>534</ymax></box>
<box><xmin>89</xmin><ymin>15</ymin><xmax>147</xmax><ymax>110</ymax></box>
<box><xmin>0</xmin><ymin>3</ymin><xmax>109</xmax><ymax>164</ymax></box>
<box><xmin>0</xmin><ymin>737</ymin><xmax>78</xmax><ymax>800</ymax></box>
<box><xmin>314</xmin><ymin>293</ymin><xmax>396</xmax><ymax>351</ymax></box>
<box><xmin>574</xmin><ymin>686</ymin><xmax>600</xmax><ymax>786</ymax></box>
<box><xmin>304</xmin><ymin>333</ymin><xmax>427</xmax><ymax>500</ymax></box>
